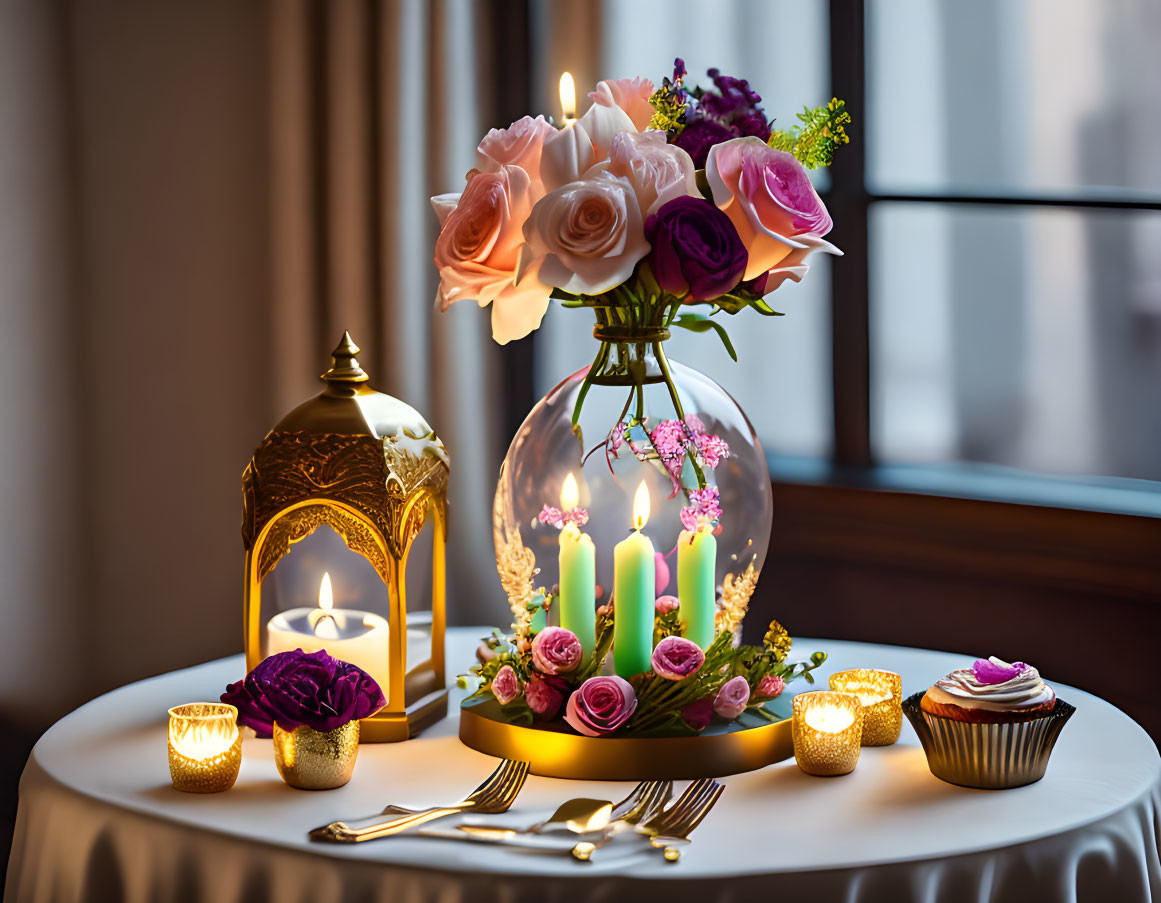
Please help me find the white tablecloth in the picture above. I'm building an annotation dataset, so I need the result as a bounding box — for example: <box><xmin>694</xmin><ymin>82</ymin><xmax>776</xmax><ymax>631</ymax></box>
<box><xmin>6</xmin><ymin>630</ymin><xmax>1160</xmax><ymax>903</ymax></box>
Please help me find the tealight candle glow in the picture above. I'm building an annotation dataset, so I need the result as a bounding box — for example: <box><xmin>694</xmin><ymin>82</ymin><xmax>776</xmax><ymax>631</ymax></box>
<box><xmin>168</xmin><ymin>703</ymin><xmax>242</xmax><ymax>793</ymax></box>
<box><xmin>792</xmin><ymin>691</ymin><xmax>864</xmax><ymax>776</ymax></box>
<box><xmin>829</xmin><ymin>669</ymin><xmax>903</xmax><ymax>746</ymax></box>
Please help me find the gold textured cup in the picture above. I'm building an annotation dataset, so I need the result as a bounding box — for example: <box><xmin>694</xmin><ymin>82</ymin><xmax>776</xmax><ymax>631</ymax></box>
<box><xmin>792</xmin><ymin>691</ymin><xmax>864</xmax><ymax>776</ymax></box>
<box><xmin>829</xmin><ymin>669</ymin><xmax>903</xmax><ymax>746</ymax></box>
<box><xmin>168</xmin><ymin>703</ymin><xmax>242</xmax><ymax>793</ymax></box>
<box><xmin>273</xmin><ymin>721</ymin><xmax>360</xmax><ymax>790</ymax></box>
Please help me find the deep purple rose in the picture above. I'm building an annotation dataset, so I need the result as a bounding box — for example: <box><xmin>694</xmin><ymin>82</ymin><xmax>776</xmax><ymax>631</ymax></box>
<box><xmin>565</xmin><ymin>676</ymin><xmax>637</xmax><ymax>736</ymax></box>
<box><xmin>651</xmin><ymin>635</ymin><xmax>705</xmax><ymax>681</ymax></box>
<box><xmin>526</xmin><ymin>673</ymin><xmax>566</xmax><ymax>720</ymax></box>
<box><xmin>492</xmin><ymin>664</ymin><xmax>521</xmax><ymax>705</ymax></box>
<box><xmin>645</xmin><ymin>196</ymin><xmax>748</xmax><ymax>302</ymax></box>
<box><xmin>673</xmin><ymin>117</ymin><xmax>735</xmax><ymax>169</ymax></box>
<box><xmin>682</xmin><ymin>696</ymin><xmax>715</xmax><ymax>731</ymax></box>
<box><xmin>713</xmin><ymin>675</ymin><xmax>751</xmax><ymax>720</ymax></box>
<box><xmin>221</xmin><ymin>649</ymin><xmax>386</xmax><ymax>736</ymax></box>
<box><xmin>531</xmin><ymin>626</ymin><xmax>583</xmax><ymax>675</ymax></box>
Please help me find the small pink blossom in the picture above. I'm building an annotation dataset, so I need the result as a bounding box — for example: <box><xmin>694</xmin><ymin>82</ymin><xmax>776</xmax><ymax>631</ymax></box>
<box><xmin>684</xmin><ymin>413</ymin><xmax>706</xmax><ymax>434</ymax></box>
<box><xmin>680</xmin><ymin>486</ymin><xmax>723</xmax><ymax>532</ymax></box>
<box><xmin>654</xmin><ymin>552</ymin><xmax>671</xmax><ymax>595</ymax></box>
<box><xmin>531</xmin><ymin>626</ymin><xmax>583</xmax><ymax>675</ymax></box>
<box><xmin>654</xmin><ymin>594</ymin><xmax>680</xmax><ymax>614</ymax></box>
<box><xmin>757</xmin><ymin>674</ymin><xmax>785</xmax><ymax>699</ymax></box>
<box><xmin>695</xmin><ymin>433</ymin><xmax>731</xmax><ymax>469</ymax></box>
<box><xmin>713</xmin><ymin>675</ymin><xmax>751</xmax><ymax>719</ymax></box>
<box><xmin>491</xmin><ymin>665</ymin><xmax>521</xmax><ymax>705</ymax></box>
<box><xmin>538</xmin><ymin>505</ymin><xmax>589</xmax><ymax>530</ymax></box>
<box><xmin>526</xmin><ymin>674</ymin><xmax>566</xmax><ymax>719</ymax></box>
<box><xmin>652</xmin><ymin>635</ymin><xmax>705</xmax><ymax>680</ymax></box>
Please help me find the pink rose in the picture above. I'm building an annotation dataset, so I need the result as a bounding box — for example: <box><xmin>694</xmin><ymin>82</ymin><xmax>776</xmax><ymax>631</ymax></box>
<box><xmin>654</xmin><ymin>554</ymin><xmax>671</xmax><ymax>596</ymax></box>
<box><xmin>476</xmin><ymin>115</ymin><xmax>556</xmax><ymax>193</ymax></box>
<box><xmin>525</xmin><ymin>674</ymin><xmax>566</xmax><ymax>720</ymax></box>
<box><xmin>519</xmin><ymin>171</ymin><xmax>649</xmax><ymax>295</ymax></box>
<box><xmin>603</xmin><ymin>131</ymin><xmax>699</xmax><ymax>216</ymax></box>
<box><xmin>531</xmin><ymin>626</ymin><xmax>583</xmax><ymax>675</ymax></box>
<box><xmin>588</xmin><ymin>77</ymin><xmax>656</xmax><ymax>132</ymax></box>
<box><xmin>491</xmin><ymin>665</ymin><xmax>521</xmax><ymax>705</ymax></box>
<box><xmin>706</xmin><ymin>137</ymin><xmax>840</xmax><ymax>280</ymax></box>
<box><xmin>651</xmin><ymin>635</ymin><xmax>705</xmax><ymax>681</ymax></box>
<box><xmin>565</xmin><ymin>676</ymin><xmax>637</xmax><ymax>736</ymax></box>
<box><xmin>654</xmin><ymin>594</ymin><xmax>679</xmax><ymax>614</ymax></box>
<box><xmin>757</xmin><ymin>674</ymin><xmax>785</xmax><ymax>699</ymax></box>
<box><xmin>433</xmin><ymin>165</ymin><xmax>552</xmax><ymax>344</ymax></box>
<box><xmin>682</xmin><ymin>696</ymin><xmax>714</xmax><ymax>731</ymax></box>
<box><xmin>713</xmin><ymin>675</ymin><xmax>751</xmax><ymax>720</ymax></box>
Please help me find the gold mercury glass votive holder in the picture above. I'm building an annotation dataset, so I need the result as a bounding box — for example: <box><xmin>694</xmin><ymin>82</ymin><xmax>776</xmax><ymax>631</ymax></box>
<box><xmin>792</xmin><ymin>691</ymin><xmax>864</xmax><ymax>776</ymax></box>
<box><xmin>168</xmin><ymin>703</ymin><xmax>242</xmax><ymax>793</ymax></box>
<box><xmin>829</xmin><ymin>669</ymin><xmax>903</xmax><ymax>746</ymax></box>
<box><xmin>273</xmin><ymin>721</ymin><xmax>360</xmax><ymax>790</ymax></box>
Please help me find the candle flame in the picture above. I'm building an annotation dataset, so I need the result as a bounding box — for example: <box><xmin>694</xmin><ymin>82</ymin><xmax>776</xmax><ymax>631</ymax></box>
<box><xmin>559</xmin><ymin>71</ymin><xmax>576</xmax><ymax>121</ymax></box>
<box><xmin>318</xmin><ymin>572</ymin><xmax>333</xmax><ymax>612</ymax></box>
<box><xmin>632</xmin><ymin>481</ymin><xmax>650</xmax><ymax>531</ymax></box>
<box><xmin>560</xmin><ymin>472</ymin><xmax>579</xmax><ymax>510</ymax></box>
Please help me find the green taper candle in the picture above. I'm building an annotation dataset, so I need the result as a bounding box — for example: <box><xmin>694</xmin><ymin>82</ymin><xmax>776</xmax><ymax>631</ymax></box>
<box><xmin>678</xmin><ymin>526</ymin><xmax>717</xmax><ymax>648</ymax></box>
<box><xmin>559</xmin><ymin>522</ymin><xmax>596</xmax><ymax>655</ymax></box>
<box><xmin>613</xmin><ymin>481</ymin><xmax>655</xmax><ymax>678</ymax></box>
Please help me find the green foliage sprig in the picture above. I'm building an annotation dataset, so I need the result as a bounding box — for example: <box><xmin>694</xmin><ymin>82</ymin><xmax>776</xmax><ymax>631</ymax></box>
<box><xmin>768</xmin><ymin>97</ymin><xmax>851</xmax><ymax>168</ymax></box>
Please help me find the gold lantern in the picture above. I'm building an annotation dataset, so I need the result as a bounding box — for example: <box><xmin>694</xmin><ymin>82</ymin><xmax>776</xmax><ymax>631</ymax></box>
<box><xmin>241</xmin><ymin>333</ymin><xmax>449</xmax><ymax>741</ymax></box>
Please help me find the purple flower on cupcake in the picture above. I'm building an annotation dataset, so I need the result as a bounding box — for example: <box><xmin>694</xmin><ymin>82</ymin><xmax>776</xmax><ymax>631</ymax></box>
<box><xmin>645</xmin><ymin>196</ymin><xmax>748</xmax><ymax>302</ymax></box>
<box><xmin>531</xmin><ymin>626</ymin><xmax>583</xmax><ymax>675</ymax></box>
<box><xmin>525</xmin><ymin>673</ymin><xmax>567</xmax><ymax>720</ymax></box>
<box><xmin>714</xmin><ymin>675</ymin><xmax>751</xmax><ymax>719</ymax></box>
<box><xmin>973</xmin><ymin>657</ymin><xmax>1028</xmax><ymax>685</ymax></box>
<box><xmin>221</xmin><ymin>649</ymin><xmax>386</xmax><ymax>737</ymax></box>
<box><xmin>651</xmin><ymin>635</ymin><xmax>705</xmax><ymax>681</ymax></box>
<box><xmin>565</xmin><ymin>676</ymin><xmax>637</xmax><ymax>736</ymax></box>
<box><xmin>491</xmin><ymin>665</ymin><xmax>521</xmax><ymax>705</ymax></box>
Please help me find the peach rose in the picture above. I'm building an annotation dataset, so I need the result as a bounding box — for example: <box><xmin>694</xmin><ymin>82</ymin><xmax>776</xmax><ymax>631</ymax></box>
<box><xmin>433</xmin><ymin>164</ymin><xmax>551</xmax><ymax>344</ymax></box>
<box><xmin>588</xmin><ymin>77</ymin><xmax>656</xmax><ymax>132</ymax></box>
<box><xmin>706</xmin><ymin>137</ymin><xmax>838</xmax><ymax>280</ymax></box>
<box><xmin>602</xmin><ymin>130</ymin><xmax>699</xmax><ymax>216</ymax></box>
<box><xmin>476</xmin><ymin>115</ymin><xmax>556</xmax><ymax>193</ymax></box>
<box><xmin>519</xmin><ymin>171</ymin><xmax>649</xmax><ymax>296</ymax></box>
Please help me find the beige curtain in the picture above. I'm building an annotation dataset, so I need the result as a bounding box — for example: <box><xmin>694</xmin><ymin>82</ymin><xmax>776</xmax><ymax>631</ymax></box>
<box><xmin>0</xmin><ymin>0</ymin><xmax>544</xmax><ymax>726</ymax></box>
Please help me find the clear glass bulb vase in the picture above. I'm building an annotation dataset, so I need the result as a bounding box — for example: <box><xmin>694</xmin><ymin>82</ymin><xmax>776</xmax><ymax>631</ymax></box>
<box><xmin>493</xmin><ymin>326</ymin><xmax>772</xmax><ymax>637</ymax></box>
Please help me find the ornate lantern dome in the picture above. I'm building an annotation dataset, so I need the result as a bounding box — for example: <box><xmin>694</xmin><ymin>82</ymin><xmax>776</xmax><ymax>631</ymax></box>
<box><xmin>242</xmin><ymin>333</ymin><xmax>449</xmax><ymax>741</ymax></box>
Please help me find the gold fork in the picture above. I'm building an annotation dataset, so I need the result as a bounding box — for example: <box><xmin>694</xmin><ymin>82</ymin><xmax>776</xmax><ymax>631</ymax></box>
<box><xmin>309</xmin><ymin>759</ymin><xmax>530</xmax><ymax>843</ymax></box>
<box><xmin>637</xmin><ymin>778</ymin><xmax>724</xmax><ymax>862</ymax></box>
<box><xmin>568</xmin><ymin>779</ymin><xmax>676</xmax><ymax>861</ymax></box>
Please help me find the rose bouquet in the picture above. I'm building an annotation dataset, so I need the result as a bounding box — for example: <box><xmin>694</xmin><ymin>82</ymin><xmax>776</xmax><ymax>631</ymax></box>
<box><xmin>461</xmin><ymin>611</ymin><xmax>825</xmax><ymax>737</ymax></box>
<box><xmin>432</xmin><ymin>59</ymin><xmax>849</xmax><ymax>453</ymax></box>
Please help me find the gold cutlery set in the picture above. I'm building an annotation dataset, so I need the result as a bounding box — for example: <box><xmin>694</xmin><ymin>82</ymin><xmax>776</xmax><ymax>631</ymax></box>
<box><xmin>310</xmin><ymin>760</ymin><xmax>724</xmax><ymax>862</ymax></box>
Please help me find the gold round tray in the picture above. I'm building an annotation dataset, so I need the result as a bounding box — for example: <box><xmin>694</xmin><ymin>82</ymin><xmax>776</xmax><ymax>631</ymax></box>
<box><xmin>459</xmin><ymin>696</ymin><xmax>793</xmax><ymax>780</ymax></box>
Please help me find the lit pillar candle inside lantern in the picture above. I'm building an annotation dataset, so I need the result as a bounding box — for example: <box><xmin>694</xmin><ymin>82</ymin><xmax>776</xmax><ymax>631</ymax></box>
<box><xmin>266</xmin><ymin>572</ymin><xmax>398</xmax><ymax>694</ymax></box>
<box><xmin>613</xmin><ymin>481</ymin><xmax>655</xmax><ymax>678</ymax></box>
<box><xmin>791</xmin><ymin>690</ymin><xmax>864</xmax><ymax>776</ymax></box>
<box><xmin>557</xmin><ymin>473</ymin><xmax>596</xmax><ymax>655</ymax></box>
<box><xmin>559</xmin><ymin>71</ymin><xmax>577</xmax><ymax>125</ymax></box>
<box><xmin>829</xmin><ymin>669</ymin><xmax>903</xmax><ymax>746</ymax></box>
<box><xmin>677</xmin><ymin>525</ymin><xmax>717</xmax><ymax>648</ymax></box>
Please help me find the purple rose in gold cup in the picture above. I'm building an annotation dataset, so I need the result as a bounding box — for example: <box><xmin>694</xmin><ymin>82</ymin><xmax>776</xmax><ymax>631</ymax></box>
<box><xmin>531</xmin><ymin>626</ymin><xmax>583</xmax><ymax>675</ymax></box>
<box><xmin>651</xmin><ymin>635</ymin><xmax>705</xmax><ymax>681</ymax></box>
<box><xmin>565</xmin><ymin>676</ymin><xmax>637</xmax><ymax>736</ymax></box>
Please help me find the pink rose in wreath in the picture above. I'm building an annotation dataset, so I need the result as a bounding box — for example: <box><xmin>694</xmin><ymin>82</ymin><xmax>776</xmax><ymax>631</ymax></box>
<box><xmin>491</xmin><ymin>665</ymin><xmax>521</xmax><ymax>706</ymax></box>
<box><xmin>651</xmin><ymin>635</ymin><xmax>705</xmax><ymax>681</ymax></box>
<box><xmin>531</xmin><ymin>626</ymin><xmax>583</xmax><ymax>675</ymax></box>
<box><xmin>713</xmin><ymin>675</ymin><xmax>751</xmax><ymax>720</ymax></box>
<box><xmin>525</xmin><ymin>673</ymin><xmax>566</xmax><ymax>720</ymax></box>
<box><xmin>565</xmin><ymin>676</ymin><xmax>637</xmax><ymax>736</ymax></box>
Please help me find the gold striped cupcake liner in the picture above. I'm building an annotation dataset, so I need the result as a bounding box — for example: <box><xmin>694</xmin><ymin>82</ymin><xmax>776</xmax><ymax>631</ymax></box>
<box><xmin>903</xmin><ymin>693</ymin><xmax>1075</xmax><ymax>789</ymax></box>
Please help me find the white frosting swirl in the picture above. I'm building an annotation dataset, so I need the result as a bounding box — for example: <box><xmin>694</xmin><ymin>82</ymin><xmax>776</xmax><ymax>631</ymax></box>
<box><xmin>927</xmin><ymin>657</ymin><xmax>1055</xmax><ymax>712</ymax></box>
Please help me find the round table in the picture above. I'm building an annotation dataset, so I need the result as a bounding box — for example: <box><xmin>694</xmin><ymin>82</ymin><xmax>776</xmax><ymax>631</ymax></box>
<box><xmin>6</xmin><ymin>630</ymin><xmax>1160</xmax><ymax>903</ymax></box>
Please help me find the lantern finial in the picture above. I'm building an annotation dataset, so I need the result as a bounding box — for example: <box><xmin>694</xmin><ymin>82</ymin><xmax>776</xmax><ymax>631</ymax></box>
<box><xmin>322</xmin><ymin>331</ymin><xmax>369</xmax><ymax>385</ymax></box>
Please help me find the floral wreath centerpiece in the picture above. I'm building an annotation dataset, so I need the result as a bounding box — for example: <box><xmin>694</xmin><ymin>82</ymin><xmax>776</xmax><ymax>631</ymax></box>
<box><xmin>432</xmin><ymin>60</ymin><xmax>849</xmax><ymax>776</ymax></box>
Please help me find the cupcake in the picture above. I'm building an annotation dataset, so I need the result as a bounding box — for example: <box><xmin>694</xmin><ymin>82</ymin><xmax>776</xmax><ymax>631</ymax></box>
<box><xmin>904</xmin><ymin>657</ymin><xmax>1074</xmax><ymax>789</ymax></box>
